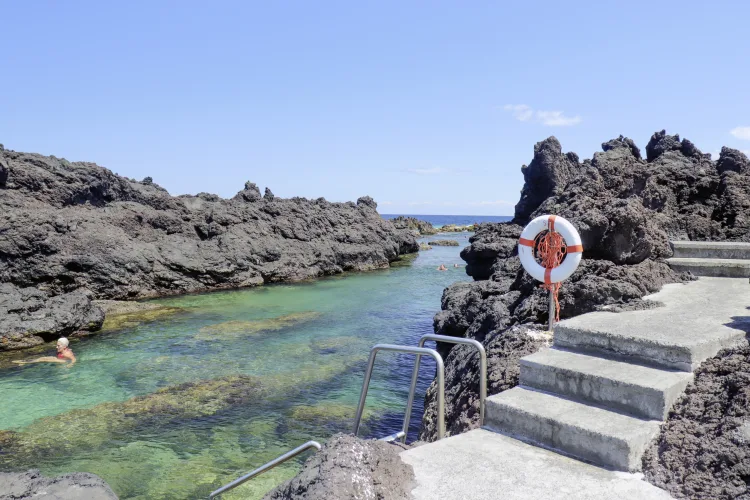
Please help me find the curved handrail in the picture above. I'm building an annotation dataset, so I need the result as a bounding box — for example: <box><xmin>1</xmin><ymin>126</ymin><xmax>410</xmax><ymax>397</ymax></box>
<box><xmin>401</xmin><ymin>334</ymin><xmax>486</xmax><ymax>443</ymax></box>
<box><xmin>352</xmin><ymin>344</ymin><xmax>445</xmax><ymax>440</ymax></box>
<box><xmin>208</xmin><ymin>440</ymin><xmax>322</xmax><ymax>498</ymax></box>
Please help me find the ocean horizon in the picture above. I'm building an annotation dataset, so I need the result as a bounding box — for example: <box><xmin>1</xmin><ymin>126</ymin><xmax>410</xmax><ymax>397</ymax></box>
<box><xmin>381</xmin><ymin>213</ymin><xmax>512</xmax><ymax>228</ymax></box>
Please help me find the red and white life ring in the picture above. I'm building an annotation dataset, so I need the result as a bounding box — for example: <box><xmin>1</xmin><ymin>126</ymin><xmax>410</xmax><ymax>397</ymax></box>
<box><xmin>518</xmin><ymin>215</ymin><xmax>583</xmax><ymax>284</ymax></box>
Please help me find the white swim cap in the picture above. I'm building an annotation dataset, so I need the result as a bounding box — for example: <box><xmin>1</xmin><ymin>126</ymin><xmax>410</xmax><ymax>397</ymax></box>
<box><xmin>57</xmin><ymin>337</ymin><xmax>69</xmax><ymax>348</ymax></box>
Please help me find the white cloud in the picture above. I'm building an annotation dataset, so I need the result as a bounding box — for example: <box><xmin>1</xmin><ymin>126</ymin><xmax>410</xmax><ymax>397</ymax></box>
<box><xmin>536</xmin><ymin>110</ymin><xmax>582</xmax><ymax>127</ymax></box>
<box><xmin>503</xmin><ymin>104</ymin><xmax>534</xmax><ymax>122</ymax></box>
<box><xmin>503</xmin><ymin>104</ymin><xmax>581</xmax><ymax>127</ymax></box>
<box><xmin>380</xmin><ymin>201</ymin><xmax>393</xmax><ymax>206</ymax></box>
<box><xmin>730</xmin><ymin>127</ymin><xmax>750</xmax><ymax>141</ymax></box>
<box><xmin>407</xmin><ymin>201</ymin><xmax>433</xmax><ymax>206</ymax></box>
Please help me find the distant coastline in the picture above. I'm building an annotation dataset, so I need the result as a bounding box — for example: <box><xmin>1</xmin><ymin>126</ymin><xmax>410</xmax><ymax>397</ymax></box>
<box><xmin>381</xmin><ymin>214</ymin><xmax>512</xmax><ymax>228</ymax></box>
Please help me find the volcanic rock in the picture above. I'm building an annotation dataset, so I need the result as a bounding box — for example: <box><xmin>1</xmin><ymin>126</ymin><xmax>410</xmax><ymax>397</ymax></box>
<box><xmin>643</xmin><ymin>344</ymin><xmax>750</xmax><ymax>499</ymax></box>
<box><xmin>0</xmin><ymin>469</ymin><xmax>117</xmax><ymax>499</ymax></box>
<box><xmin>389</xmin><ymin>216</ymin><xmax>437</xmax><ymax>235</ymax></box>
<box><xmin>263</xmin><ymin>434</ymin><xmax>414</xmax><ymax>500</ymax></box>
<box><xmin>0</xmin><ymin>283</ymin><xmax>104</xmax><ymax>350</ymax></box>
<box><xmin>427</xmin><ymin>240</ymin><xmax>459</xmax><ymax>246</ymax></box>
<box><xmin>0</xmin><ymin>147</ymin><xmax>417</xmax><ymax>349</ymax></box>
<box><xmin>420</xmin><ymin>130</ymin><xmax>750</xmax><ymax>445</ymax></box>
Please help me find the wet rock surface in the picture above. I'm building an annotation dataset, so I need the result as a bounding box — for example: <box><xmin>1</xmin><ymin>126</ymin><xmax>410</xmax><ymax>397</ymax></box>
<box><xmin>643</xmin><ymin>344</ymin><xmax>750</xmax><ymax>500</ymax></box>
<box><xmin>0</xmin><ymin>469</ymin><xmax>118</xmax><ymax>499</ymax></box>
<box><xmin>0</xmin><ymin>147</ymin><xmax>417</xmax><ymax>350</ymax></box>
<box><xmin>263</xmin><ymin>434</ymin><xmax>414</xmax><ymax>500</ymax></box>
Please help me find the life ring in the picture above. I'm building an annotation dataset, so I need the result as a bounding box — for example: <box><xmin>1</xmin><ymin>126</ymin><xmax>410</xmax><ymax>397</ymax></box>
<box><xmin>518</xmin><ymin>215</ymin><xmax>583</xmax><ymax>284</ymax></box>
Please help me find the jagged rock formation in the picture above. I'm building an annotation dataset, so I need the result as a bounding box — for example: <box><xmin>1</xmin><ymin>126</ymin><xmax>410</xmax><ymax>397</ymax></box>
<box><xmin>420</xmin><ymin>131</ymin><xmax>750</xmax><ymax>450</ymax></box>
<box><xmin>263</xmin><ymin>434</ymin><xmax>414</xmax><ymax>500</ymax></box>
<box><xmin>643</xmin><ymin>344</ymin><xmax>750</xmax><ymax>499</ymax></box>
<box><xmin>389</xmin><ymin>216</ymin><xmax>437</xmax><ymax>235</ymax></box>
<box><xmin>0</xmin><ymin>283</ymin><xmax>104</xmax><ymax>350</ymax></box>
<box><xmin>0</xmin><ymin>469</ymin><xmax>117</xmax><ymax>499</ymax></box>
<box><xmin>0</xmin><ymin>147</ymin><xmax>418</xmax><ymax>350</ymax></box>
<box><xmin>427</xmin><ymin>240</ymin><xmax>460</xmax><ymax>246</ymax></box>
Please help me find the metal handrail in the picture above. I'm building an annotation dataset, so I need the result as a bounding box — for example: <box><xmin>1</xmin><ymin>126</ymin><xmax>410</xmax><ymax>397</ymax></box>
<box><xmin>208</xmin><ymin>440</ymin><xmax>322</xmax><ymax>499</ymax></box>
<box><xmin>353</xmin><ymin>344</ymin><xmax>445</xmax><ymax>440</ymax></box>
<box><xmin>401</xmin><ymin>334</ymin><xmax>487</xmax><ymax>443</ymax></box>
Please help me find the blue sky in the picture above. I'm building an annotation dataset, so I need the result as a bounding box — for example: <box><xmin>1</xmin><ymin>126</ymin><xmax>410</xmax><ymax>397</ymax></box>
<box><xmin>2</xmin><ymin>1</ymin><xmax>749</xmax><ymax>215</ymax></box>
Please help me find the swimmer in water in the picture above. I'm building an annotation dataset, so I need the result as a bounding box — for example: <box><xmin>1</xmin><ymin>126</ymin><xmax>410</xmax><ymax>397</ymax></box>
<box><xmin>13</xmin><ymin>337</ymin><xmax>76</xmax><ymax>365</ymax></box>
<box><xmin>437</xmin><ymin>264</ymin><xmax>447</xmax><ymax>271</ymax></box>
<box><xmin>454</xmin><ymin>263</ymin><xmax>460</xmax><ymax>268</ymax></box>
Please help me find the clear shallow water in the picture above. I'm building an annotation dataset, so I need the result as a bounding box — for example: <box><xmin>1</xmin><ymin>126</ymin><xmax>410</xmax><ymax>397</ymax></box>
<box><xmin>0</xmin><ymin>232</ymin><xmax>473</xmax><ymax>499</ymax></box>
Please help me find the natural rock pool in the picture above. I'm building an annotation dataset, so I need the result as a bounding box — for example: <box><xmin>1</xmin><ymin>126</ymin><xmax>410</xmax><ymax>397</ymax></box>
<box><xmin>0</xmin><ymin>234</ymin><xmax>470</xmax><ymax>499</ymax></box>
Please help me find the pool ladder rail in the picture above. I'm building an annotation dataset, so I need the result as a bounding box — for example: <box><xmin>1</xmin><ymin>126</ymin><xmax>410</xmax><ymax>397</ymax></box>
<box><xmin>209</xmin><ymin>334</ymin><xmax>487</xmax><ymax>498</ymax></box>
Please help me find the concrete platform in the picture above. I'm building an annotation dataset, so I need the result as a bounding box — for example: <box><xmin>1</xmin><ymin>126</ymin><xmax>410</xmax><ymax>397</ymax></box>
<box><xmin>555</xmin><ymin>277</ymin><xmax>750</xmax><ymax>371</ymax></box>
<box><xmin>667</xmin><ymin>257</ymin><xmax>750</xmax><ymax>277</ymax></box>
<box><xmin>400</xmin><ymin>429</ymin><xmax>672</xmax><ymax>500</ymax></box>
<box><xmin>521</xmin><ymin>348</ymin><xmax>693</xmax><ymax>420</ymax></box>
<box><xmin>671</xmin><ymin>240</ymin><xmax>750</xmax><ymax>259</ymax></box>
<box><xmin>484</xmin><ymin>387</ymin><xmax>661</xmax><ymax>471</ymax></box>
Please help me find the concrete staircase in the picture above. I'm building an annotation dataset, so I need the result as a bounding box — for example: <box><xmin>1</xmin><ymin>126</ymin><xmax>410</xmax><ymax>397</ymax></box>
<box><xmin>483</xmin><ymin>274</ymin><xmax>750</xmax><ymax>473</ymax></box>
<box><xmin>401</xmin><ymin>246</ymin><xmax>750</xmax><ymax>498</ymax></box>
<box><xmin>667</xmin><ymin>240</ymin><xmax>750</xmax><ymax>277</ymax></box>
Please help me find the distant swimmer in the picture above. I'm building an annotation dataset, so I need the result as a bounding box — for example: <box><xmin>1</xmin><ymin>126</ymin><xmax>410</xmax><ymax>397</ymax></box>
<box><xmin>13</xmin><ymin>337</ymin><xmax>76</xmax><ymax>365</ymax></box>
<box><xmin>437</xmin><ymin>264</ymin><xmax>447</xmax><ymax>271</ymax></box>
<box><xmin>454</xmin><ymin>263</ymin><xmax>461</xmax><ymax>268</ymax></box>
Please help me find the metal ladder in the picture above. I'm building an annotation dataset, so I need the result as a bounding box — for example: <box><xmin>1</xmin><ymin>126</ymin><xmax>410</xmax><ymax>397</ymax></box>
<box><xmin>209</xmin><ymin>335</ymin><xmax>487</xmax><ymax>497</ymax></box>
<box><xmin>208</xmin><ymin>441</ymin><xmax>321</xmax><ymax>498</ymax></box>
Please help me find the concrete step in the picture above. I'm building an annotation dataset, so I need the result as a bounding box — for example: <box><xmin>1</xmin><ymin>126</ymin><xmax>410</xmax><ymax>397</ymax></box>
<box><xmin>667</xmin><ymin>257</ymin><xmax>750</xmax><ymax>277</ymax></box>
<box><xmin>520</xmin><ymin>348</ymin><xmax>693</xmax><ymax>420</ymax></box>
<box><xmin>485</xmin><ymin>387</ymin><xmax>661</xmax><ymax>472</ymax></box>
<box><xmin>671</xmin><ymin>240</ymin><xmax>750</xmax><ymax>259</ymax></box>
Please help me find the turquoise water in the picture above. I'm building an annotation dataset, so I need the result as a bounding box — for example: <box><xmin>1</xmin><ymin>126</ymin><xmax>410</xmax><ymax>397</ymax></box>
<box><xmin>0</xmin><ymin>233</ymin><xmax>472</xmax><ymax>499</ymax></box>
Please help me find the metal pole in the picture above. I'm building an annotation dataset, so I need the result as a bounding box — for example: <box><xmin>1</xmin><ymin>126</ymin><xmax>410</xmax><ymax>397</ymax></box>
<box><xmin>402</xmin><ymin>334</ymin><xmax>486</xmax><ymax>444</ymax></box>
<box><xmin>353</xmin><ymin>344</ymin><xmax>444</xmax><ymax>440</ymax></box>
<box><xmin>548</xmin><ymin>288</ymin><xmax>555</xmax><ymax>332</ymax></box>
<box><xmin>209</xmin><ymin>441</ymin><xmax>321</xmax><ymax>498</ymax></box>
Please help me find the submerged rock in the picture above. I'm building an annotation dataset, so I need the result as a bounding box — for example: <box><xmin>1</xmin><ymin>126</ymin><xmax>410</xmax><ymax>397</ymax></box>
<box><xmin>263</xmin><ymin>434</ymin><xmax>414</xmax><ymax>500</ymax></box>
<box><xmin>643</xmin><ymin>344</ymin><xmax>750</xmax><ymax>499</ymax></box>
<box><xmin>98</xmin><ymin>301</ymin><xmax>183</xmax><ymax>332</ymax></box>
<box><xmin>0</xmin><ymin>469</ymin><xmax>117</xmax><ymax>499</ymax></box>
<box><xmin>195</xmin><ymin>311</ymin><xmax>321</xmax><ymax>340</ymax></box>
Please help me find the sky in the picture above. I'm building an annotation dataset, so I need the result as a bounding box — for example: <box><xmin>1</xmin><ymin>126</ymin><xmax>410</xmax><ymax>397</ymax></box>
<box><xmin>2</xmin><ymin>1</ymin><xmax>750</xmax><ymax>216</ymax></box>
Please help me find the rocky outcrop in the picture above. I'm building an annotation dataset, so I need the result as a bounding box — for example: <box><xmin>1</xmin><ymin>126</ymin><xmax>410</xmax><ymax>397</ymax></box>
<box><xmin>643</xmin><ymin>344</ymin><xmax>750</xmax><ymax>499</ymax></box>
<box><xmin>263</xmin><ymin>434</ymin><xmax>414</xmax><ymax>500</ymax></box>
<box><xmin>427</xmin><ymin>240</ymin><xmax>460</xmax><ymax>246</ymax></box>
<box><xmin>389</xmin><ymin>216</ymin><xmax>437</xmax><ymax>235</ymax></box>
<box><xmin>0</xmin><ymin>147</ymin><xmax>418</xmax><ymax>350</ymax></box>
<box><xmin>420</xmin><ymin>130</ymin><xmax>750</xmax><ymax>443</ymax></box>
<box><xmin>0</xmin><ymin>469</ymin><xmax>117</xmax><ymax>499</ymax></box>
<box><xmin>0</xmin><ymin>284</ymin><xmax>104</xmax><ymax>350</ymax></box>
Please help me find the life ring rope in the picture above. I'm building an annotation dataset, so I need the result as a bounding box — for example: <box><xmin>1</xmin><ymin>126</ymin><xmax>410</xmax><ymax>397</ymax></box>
<box><xmin>517</xmin><ymin>215</ymin><xmax>583</xmax><ymax>322</ymax></box>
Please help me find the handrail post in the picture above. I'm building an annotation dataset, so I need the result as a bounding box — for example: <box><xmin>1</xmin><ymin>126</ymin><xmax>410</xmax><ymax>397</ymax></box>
<box><xmin>208</xmin><ymin>441</ymin><xmax>321</xmax><ymax>498</ymax></box>
<box><xmin>353</xmin><ymin>344</ymin><xmax>444</xmax><ymax>440</ymax></box>
<box><xmin>402</xmin><ymin>334</ymin><xmax>486</xmax><ymax>443</ymax></box>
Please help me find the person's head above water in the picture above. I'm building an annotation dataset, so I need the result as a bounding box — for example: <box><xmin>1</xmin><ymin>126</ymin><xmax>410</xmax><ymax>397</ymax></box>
<box><xmin>56</xmin><ymin>337</ymin><xmax>70</xmax><ymax>351</ymax></box>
